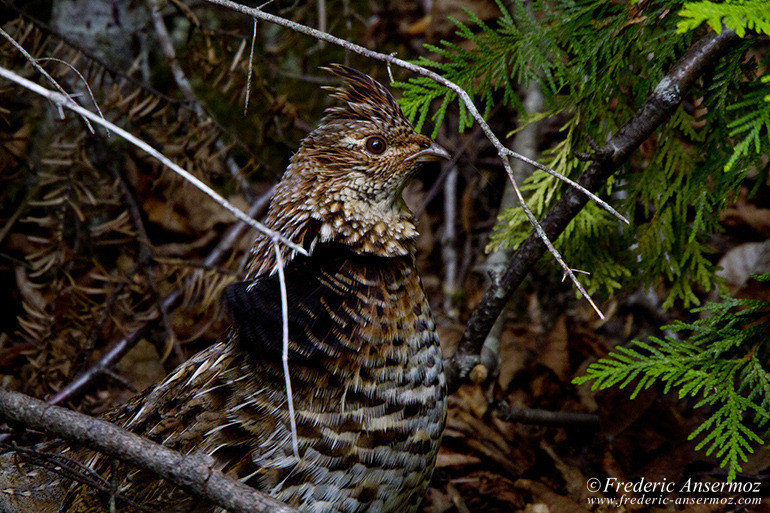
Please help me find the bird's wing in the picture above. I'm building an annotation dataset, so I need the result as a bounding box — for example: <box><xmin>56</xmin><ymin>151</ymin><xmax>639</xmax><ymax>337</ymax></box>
<box><xmin>224</xmin><ymin>243</ymin><xmax>383</xmax><ymax>364</ymax></box>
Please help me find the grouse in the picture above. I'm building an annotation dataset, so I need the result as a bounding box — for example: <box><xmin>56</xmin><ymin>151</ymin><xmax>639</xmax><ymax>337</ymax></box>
<box><xmin>0</xmin><ymin>64</ymin><xmax>449</xmax><ymax>513</ymax></box>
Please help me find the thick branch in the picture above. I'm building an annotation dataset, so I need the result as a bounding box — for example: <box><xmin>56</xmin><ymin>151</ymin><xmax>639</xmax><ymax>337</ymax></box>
<box><xmin>0</xmin><ymin>389</ymin><xmax>300</xmax><ymax>513</ymax></box>
<box><xmin>446</xmin><ymin>28</ymin><xmax>741</xmax><ymax>389</ymax></box>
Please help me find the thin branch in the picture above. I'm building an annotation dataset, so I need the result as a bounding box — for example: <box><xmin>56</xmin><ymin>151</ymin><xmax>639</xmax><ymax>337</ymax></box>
<box><xmin>493</xmin><ymin>401</ymin><xmax>599</xmax><ymax>429</ymax></box>
<box><xmin>146</xmin><ymin>0</ymin><xmax>258</xmax><ymax>201</ymax></box>
<box><xmin>244</xmin><ymin>19</ymin><xmax>257</xmax><ymax>114</ymax></box>
<box><xmin>147</xmin><ymin>0</ymin><xmax>196</xmax><ymax>103</ymax></box>
<box><xmin>0</xmin><ymin>389</ymin><xmax>301</xmax><ymax>513</ymax></box>
<box><xmin>445</xmin><ymin>28</ymin><xmax>741</xmax><ymax>390</ymax></box>
<box><xmin>500</xmin><ymin>148</ymin><xmax>623</xmax><ymax>223</ymax></box>
<box><xmin>0</xmin><ymin>65</ymin><xmax>308</xmax><ymax>258</ymax></box>
<box><xmin>273</xmin><ymin>240</ymin><xmax>300</xmax><ymax>460</ymax></box>
<box><xmin>202</xmin><ymin>0</ymin><xmax>629</xmax><ymax>319</ymax></box>
<box><xmin>0</xmin><ymin>26</ymin><xmax>95</xmax><ymax>132</ymax></box>
<box><xmin>36</xmin><ymin>57</ymin><xmax>107</xmax><ymax>133</ymax></box>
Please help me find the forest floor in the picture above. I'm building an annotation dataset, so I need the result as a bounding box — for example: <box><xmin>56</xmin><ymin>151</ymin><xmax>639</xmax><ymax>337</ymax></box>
<box><xmin>1</xmin><ymin>1</ymin><xmax>770</xmax><ymax>512</ymax></box>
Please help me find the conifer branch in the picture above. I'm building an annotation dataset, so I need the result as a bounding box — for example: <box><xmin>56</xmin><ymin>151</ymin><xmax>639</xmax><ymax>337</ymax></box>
<box><xmin>446</xmin><ymin>27</ymin><xmax>741</xmax><ymax>390</ymax></box>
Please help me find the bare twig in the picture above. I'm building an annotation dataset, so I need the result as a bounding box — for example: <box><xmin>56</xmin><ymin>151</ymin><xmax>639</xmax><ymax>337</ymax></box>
<box><xmin>146</xmin><ymin>0</ymin><xmax>258</xmax><ymax>200</ymax></box>
<box><xmin>493</xmin><ymin>401</ymin><xmax>599</xmax><ymax>429</ymax></box>
<box><xmin>0</xmin><ymin>66</ymin><xmax>307</xmax><ymax>258</ymax></box>
<box><xmin>202</xmin><ymin>0</ymin><xmax>631</xmax><ymax>319</ymax></box>
<box><xmin>147</xmin><ymin>0</ymin><xmax>196</xmax><ymax>103</ymax></box>
<box><xmin>36</xmin><ymin>57</ymin><xmax>107</xmax><ymax>133</ymax></box>
<box><xmin>0</xmin><ymin>389</ymin><xmax>301</xmax><ymax>513</ymax></box>
<box><xmin>445</xmin><ymin>28</ymin><xmax>741</xmax><ymax>390</ymax></box>
<box><xmin>244</xmin><ymin>19</ymin><xmax>257</xmax><ymax>114</ymax></box>
<box><xmin>0</xmin><ymin>26</ymin><xmax>95</xmax><ymax>132</ymax></box>
<box><xmin>273</xmin><ymin>240</ymin><xmax>300</xmax><ymax>460</ymax></box>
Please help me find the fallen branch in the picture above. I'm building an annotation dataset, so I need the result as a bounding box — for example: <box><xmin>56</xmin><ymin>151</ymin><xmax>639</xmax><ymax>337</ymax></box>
<box><xmin>0</xmin><ymin>389</ymin><xmax>300</xmax><ymax>513</ymax></box>
<box><xmin>445</xmin><ymin>27</ymin><xmax>741</xmax><ymax>390</ymax></box>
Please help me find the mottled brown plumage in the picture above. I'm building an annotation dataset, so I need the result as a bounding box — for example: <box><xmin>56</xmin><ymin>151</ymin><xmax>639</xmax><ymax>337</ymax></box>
<box><xmin>0</xmin><ymin>65</ymin><xmax>448</xmax><ymax>513</ymax></box>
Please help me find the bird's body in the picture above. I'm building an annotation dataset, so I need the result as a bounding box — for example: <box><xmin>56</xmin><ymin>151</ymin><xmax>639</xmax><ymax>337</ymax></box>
<box><xmin>0</xmin><ymin>65</ymin><xmax>448</xmax><ymax>513</ymax></box>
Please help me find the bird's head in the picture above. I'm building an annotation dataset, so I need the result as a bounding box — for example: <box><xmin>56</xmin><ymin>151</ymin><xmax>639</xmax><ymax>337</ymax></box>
<box><xmin>261</xmin><ymin>65</ymin><xmax>450</xmax><ymax>265</ymax></box>
<box><xmin>307</xmin><ymin>64</ymin><xmax>450</xmax><ymax>199</ymax></box>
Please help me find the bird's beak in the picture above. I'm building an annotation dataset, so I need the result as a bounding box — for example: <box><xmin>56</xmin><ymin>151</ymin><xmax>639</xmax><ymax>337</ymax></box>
<box><xmin>406</xmin><ymin>141</ymin><xmax>451</xmax><ymax>163</ymax></box>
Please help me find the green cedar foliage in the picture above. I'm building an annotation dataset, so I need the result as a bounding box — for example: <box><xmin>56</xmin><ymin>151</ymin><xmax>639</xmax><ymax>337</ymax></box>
<box><xmin>397</xmin><ymin>0</ymin><xmax>770</xmax><ymax>308</ymax></box>
<box><xmin>574</xmin><ymin>274</ymin><xmax>770</xmax><ymax>481</ymax></box>
<box><xmin>678</xmin><ymin>0</ymin><xmax>770</xmax><ymax>37</ymax></box>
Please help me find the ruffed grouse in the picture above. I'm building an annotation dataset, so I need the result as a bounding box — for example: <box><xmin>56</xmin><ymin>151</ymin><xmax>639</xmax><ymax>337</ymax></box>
<box><xmin>0</xmin><ymin>65</ymin><xmax>449</xmax><ymax>513</ymax></box>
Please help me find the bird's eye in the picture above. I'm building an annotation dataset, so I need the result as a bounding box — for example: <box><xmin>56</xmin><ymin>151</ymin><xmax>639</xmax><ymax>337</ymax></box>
<box><xmin>365</xmin><ymin>136</ymin><xmax>387</xmax><ymax>155</ymax></box>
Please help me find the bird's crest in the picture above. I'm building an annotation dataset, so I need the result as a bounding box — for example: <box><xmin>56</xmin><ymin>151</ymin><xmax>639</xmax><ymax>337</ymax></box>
<box><xmin>321</xmin><ymin>64</ymin><xmax>411</xmax><ymax>129</ymax></box>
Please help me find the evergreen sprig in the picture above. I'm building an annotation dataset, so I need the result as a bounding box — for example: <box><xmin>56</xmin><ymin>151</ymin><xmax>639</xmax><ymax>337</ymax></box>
<box><xmin>724</xmin><ymin>76</ymin><xmax>770</xmax><ymax>173</ymax></box>
<box><xmin>677</xmin><ymin>0</ymin><xmax>770</xmax><ymax>37</ymax></box>
<box><xmin>396</xmin><ymin>1</ymin><xmax>558</xmax><ymax>137</ymax></box>
<box><xmin>575</xmin><ymin>275</ymin><xmax>770</xmax><ymax>480</ymax></box>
